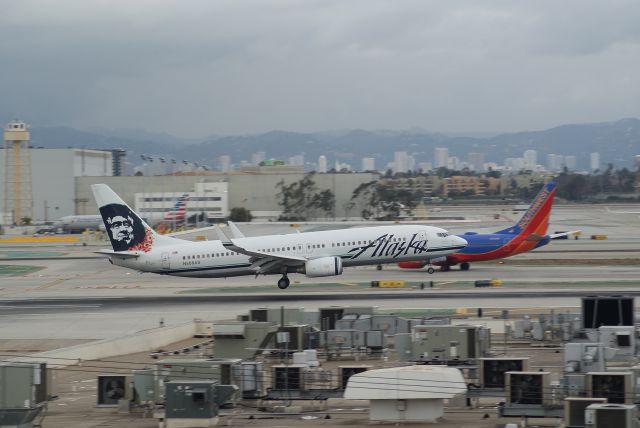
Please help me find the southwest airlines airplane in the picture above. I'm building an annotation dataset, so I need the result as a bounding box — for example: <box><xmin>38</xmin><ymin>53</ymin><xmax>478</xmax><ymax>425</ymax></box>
<box><xmin>92</xmin><ymin>184</ymin><xmax>467</xmax><ymax>289</ymax></box>
<box><xmin>399</xmin><ymin>182</ymin><xmax>572</xmax><ymax>273</ymax></box>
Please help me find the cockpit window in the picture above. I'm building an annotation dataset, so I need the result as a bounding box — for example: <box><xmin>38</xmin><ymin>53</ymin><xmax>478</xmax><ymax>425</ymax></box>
<box><xmin>437</xmin><ymin>232</ymin><xmax>449</xmax><ymax>237</ymax></box>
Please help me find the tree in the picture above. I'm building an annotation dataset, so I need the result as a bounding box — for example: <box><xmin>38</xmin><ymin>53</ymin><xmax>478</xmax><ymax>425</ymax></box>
<box><xmin>228</xmin><ymin>207</ymin><xmax>253</xmax><ymax>222</ymax></box>
<box><xmin>276</xmin><ymin>173</ymin><xmax>336</xmax><ymax>220</ymax></box>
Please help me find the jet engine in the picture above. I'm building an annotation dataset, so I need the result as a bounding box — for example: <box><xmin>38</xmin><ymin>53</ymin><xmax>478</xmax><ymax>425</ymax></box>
<box><xmin>303</xmin><ymin>257</ymin><xmax>343</xmax><ymax>277</ymax></box>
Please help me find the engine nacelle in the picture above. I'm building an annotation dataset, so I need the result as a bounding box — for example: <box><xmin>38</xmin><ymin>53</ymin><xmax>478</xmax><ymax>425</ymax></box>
<box><xmin>304</xmin><ymin>256</ymin><xmax>343</xmax><ymax>278</ymax></box>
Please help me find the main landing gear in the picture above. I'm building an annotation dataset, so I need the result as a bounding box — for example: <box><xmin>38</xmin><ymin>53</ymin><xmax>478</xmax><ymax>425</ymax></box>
<box><xmin>277</xmin><ymin>275</ymin><xmax>290</xmax><ymax>290</ymax></box>
<box><xmin>460</xmin><ymin>262</ymin><xmax>470</xmax><ymax>271</ymax></box>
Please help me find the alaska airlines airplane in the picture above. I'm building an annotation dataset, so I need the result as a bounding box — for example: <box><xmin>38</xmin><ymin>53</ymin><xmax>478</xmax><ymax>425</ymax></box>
<box><xmin>399</xmin><ymin>182</ymin><xmax>572</xmax><ymax>273</ymax></box>
<box><xmin>92</xmin><ymin>184</ymin><xmax>467</xmax><ymax>289</ymax></box>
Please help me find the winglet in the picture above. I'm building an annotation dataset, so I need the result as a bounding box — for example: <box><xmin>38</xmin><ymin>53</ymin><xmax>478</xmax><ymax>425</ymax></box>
<box><xmin>227</xmin><ymin>221</ymin><xmax>246</xmax><ymax>239</ymax></box>
<box><xmin>214</xmin><ymin>225</ymin><xmax>233</xmax><ymax>246</ymax></box>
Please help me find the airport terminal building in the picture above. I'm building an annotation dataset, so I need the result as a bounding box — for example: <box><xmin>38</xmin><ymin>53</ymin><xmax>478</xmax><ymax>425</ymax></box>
<box><xmin>0</xmin><ymin>147</ymin><xmax>378</xmax><ymax>223</ymax></box>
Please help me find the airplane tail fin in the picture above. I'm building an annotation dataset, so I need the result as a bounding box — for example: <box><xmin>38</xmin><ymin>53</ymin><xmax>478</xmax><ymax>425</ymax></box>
<box><xmin>164</xmin><ymin>193</ymin><xmax>190</xmax><ymax>221</ymax></box>
<box><xmin>92</xmin><ymin>184</ymin><xmax>176</xmax><ymax>252</ymax></box>
<box><xmin>495</xmin><ymin>182</ymin><xmax>557</xmax><ymax>236</ymax></box>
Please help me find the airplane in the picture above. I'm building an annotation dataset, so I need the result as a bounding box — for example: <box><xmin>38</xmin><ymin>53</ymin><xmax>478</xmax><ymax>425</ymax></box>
<box><xmin>54</xmin><ymin>193</ymin><xmax>189</xmax><ymax>233</ymax></box>
<box><xmin>92</xmin><ymin>184</ymin><xmax>468</xmax><ymax>289</ymax></box>
<box><xmin>398</xmin><ymin>182</ymin><xmax>577</xmax><ymax>273</ymax></box>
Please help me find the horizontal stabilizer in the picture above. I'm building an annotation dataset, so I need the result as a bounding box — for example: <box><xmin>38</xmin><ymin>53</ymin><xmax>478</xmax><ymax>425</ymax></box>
<box><xmin>95</xmin><ymin>249</ymin><xmax>140</xmax><ymax>258</ymax></box>
<box><xmin>549</xmin><ymin>230</ymin><xmax>581</xmax><ymax>240</ymax></box>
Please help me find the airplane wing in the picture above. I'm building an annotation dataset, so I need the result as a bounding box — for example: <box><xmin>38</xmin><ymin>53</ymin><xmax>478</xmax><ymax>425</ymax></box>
<box><xmin>214</xmin><ymin>226</ymin><xmax>306</xmax><ymax>275</ymax></box>
<box><xmin>95</xmin><ymin>249</ymin><xmax>141</xmax><ymax>258</ymax></box>
<box><xmin>549</xmin><ymin>230</ymin><xmax>581</xmax><ymax>240</ymax></box>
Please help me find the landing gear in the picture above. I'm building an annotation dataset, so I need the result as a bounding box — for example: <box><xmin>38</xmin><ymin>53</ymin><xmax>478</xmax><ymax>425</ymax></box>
<box><xmin>427</xmin><ymin>267</ymin><xmax>435</xmax><ymax>274</ymax></box>
<box><xmin>277</xmin><ymin>275</ymin><xmax>290</xmax><ymax>290</ymax></box>
<box><xmin>460</xmin><ymin>262</ymin><xmax>470</xmax><ymax>271</ymax></box>
<box><xmin>440</xmin><ymin>265</ymin><xmax>451</xmax><ymax>272</ymax></box>
<box><xmin>376</xmin><ymin>264</ymin><xmax>382</xmax><ymax>271</ymax></box>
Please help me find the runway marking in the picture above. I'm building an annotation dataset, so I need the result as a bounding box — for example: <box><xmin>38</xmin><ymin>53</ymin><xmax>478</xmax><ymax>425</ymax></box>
<box><xmin>34</xmin><ymin>278</ymin><xmax>69</xmax><ymax>290</ymax></box>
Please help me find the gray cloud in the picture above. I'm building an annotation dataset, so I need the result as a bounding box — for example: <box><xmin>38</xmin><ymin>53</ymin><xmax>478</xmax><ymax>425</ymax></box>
<box><xmin>1</xmin><ymin>0</ymin><xmax>639</xmax><ymax>136</ymax></box>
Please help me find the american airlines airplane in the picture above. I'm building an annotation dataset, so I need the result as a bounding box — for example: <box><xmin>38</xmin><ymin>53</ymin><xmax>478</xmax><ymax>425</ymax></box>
<box><xmin>54</xmin><ymin>193</ymin><xmax>189</xmax><ymax>233</ymax></box>
<box><xmin>93</xmin><ymin>184</ymin><xmax>468</xmax><ymax>289</ymax></box>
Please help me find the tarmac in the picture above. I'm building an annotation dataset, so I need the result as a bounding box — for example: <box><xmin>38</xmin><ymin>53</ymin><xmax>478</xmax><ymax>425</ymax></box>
<box><xmin>0</xmin><ymin>203</ymin><xmax>639</xmax><ymax>427</ymax></box>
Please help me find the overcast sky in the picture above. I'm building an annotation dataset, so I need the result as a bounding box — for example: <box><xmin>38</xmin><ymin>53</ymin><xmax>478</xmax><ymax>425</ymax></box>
<box><xmin>1</xmin><ymin>1</ymin><xmax>639</xmax><ymax>137</ymax></box>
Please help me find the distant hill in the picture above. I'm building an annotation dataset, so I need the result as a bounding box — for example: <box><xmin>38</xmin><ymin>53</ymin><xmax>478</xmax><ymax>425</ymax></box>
<box><xmin>18</xmin><ymin>118</ymin><xmax>640</xmax><ymax>171</ymax></box>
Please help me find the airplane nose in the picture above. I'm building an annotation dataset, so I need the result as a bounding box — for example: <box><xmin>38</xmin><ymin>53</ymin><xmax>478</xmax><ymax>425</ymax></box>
<box><xmin>454</xmin><ymin>235</ymin><xmax>468</xmax><ymax>248</ymax></box>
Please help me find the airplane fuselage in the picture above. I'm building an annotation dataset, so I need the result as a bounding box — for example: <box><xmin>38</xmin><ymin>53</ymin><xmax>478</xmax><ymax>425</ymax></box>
<box><xmin>109</xmin><ymin>225</ymin><xmax>466</xmax><ymax>278</ymax></box>
<box><xmin>445</xmin><ymin>232</ymin><xmax>551</xmax><ymax>264</ymax></box>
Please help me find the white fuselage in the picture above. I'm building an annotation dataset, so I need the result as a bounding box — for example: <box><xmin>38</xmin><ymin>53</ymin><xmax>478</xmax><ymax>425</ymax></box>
<box><xmin>107</xmin><ymin>225</ymin><xmax>466</xmax><ymax>279</ymax></box>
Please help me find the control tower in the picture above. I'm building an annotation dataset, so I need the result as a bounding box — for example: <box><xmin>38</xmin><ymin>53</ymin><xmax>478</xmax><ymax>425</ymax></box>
<box><xmin>3</xmin><ymin>120</ymin><xmax>33</xmax><ymax>224</ymax></box>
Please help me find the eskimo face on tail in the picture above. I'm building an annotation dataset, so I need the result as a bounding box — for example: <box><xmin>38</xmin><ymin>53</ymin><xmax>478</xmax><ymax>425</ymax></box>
<box><xmin>99</xmin><ymin>203</ymin><xmax>152</xmax><ymax>252</ymax></box>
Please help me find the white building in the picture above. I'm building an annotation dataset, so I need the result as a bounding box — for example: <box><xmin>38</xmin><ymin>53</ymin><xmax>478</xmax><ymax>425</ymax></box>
<box><xmin>134</xmin><ymin>181</ymin><xmax>228</xmax><ymax>221</ymax></box>
<box><xmin>590</xmin><ymin>152</ymin><xmax>600</xmax><ymax>172</ymax></box>
<box><xmin>523</xmin><ymin>150</ymin><xmax>537</xmax><ymax>170</ymax></box>
<box><xmin>361</xmin><ymin>157</ymin><xmax>375</xmax><ymax>172</ymax></box>
<box><xmin>434</xmin><ymin>147</ymin><xmax>448</xmax><ymax>169</ymax></box>
<box><xmin>393</xmin><ymin>151</ymin><xmax>409</xmax><ymax>173</ymax></box>
<box><xmin>318</xmin><ymin>155</ymin><xmax>327</xmax><ymax>173</ymax></box>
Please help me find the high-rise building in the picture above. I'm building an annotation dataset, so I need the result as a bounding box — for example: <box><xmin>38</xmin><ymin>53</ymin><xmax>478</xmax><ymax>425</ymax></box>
<box><xmin>318</xmin><ymin>155</ymin><xmax>327</xmax><ymax>173</ymax></box>
<box><xmin>393</xmin><ymin>151</ymin><xmax>409</xmax><ymax>173</ymax></box>
<box><xmin>468</xmin><ymin>152</ymin><xmax>485</xmax><ymax>172</ymax></box>
<box><xmin>361</xmin><ymin>157</ymin><xmax>375</xmax><ymax>172</ymax></box>
<box><xmin>523</xmin><ymin>150</ymin><xmax>537</xmax><ymax>170</ymax></box>
<box><xmin>547</xmin><ymin>154</ymin><xmax>564</xmax><ymax>171</ymax></box>
<box><xmin>219</xmin><ymin>155</ymin><xmax>231</xmax><ymax>173</ymax></box>
<box><xmin>589</xmin><ymin>152</ymin><xmax>600</xmax><ymax>172</ymax></box>
<box><xmin>434</xmin><ymin>147</ymin><xmax>448</xmax><ymax>169</ymax></box>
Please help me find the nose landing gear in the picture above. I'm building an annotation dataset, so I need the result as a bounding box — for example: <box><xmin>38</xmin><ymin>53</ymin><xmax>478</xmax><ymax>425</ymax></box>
<box><xmin>277</xmin><ymin>275</ymin><xmax>290</xmax><ymax>290</ymax></box>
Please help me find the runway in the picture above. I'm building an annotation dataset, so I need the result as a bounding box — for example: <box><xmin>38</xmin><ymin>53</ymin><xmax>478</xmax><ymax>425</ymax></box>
<box><xmin>0</xmin><ymin>203</ymin><xmax>639</xmax><ymax>342</ymax></box>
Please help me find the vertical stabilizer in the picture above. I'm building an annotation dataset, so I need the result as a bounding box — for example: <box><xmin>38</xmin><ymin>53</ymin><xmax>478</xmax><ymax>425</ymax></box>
<box><xmin>495</xmin><ymin>182</ymin><xmax>557</xmax><ymax>236</ymax></box>
<box><xmin>92</xmin><ymin>184</ymin><xmax>166</xmax><ymax>252</ymax></box>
